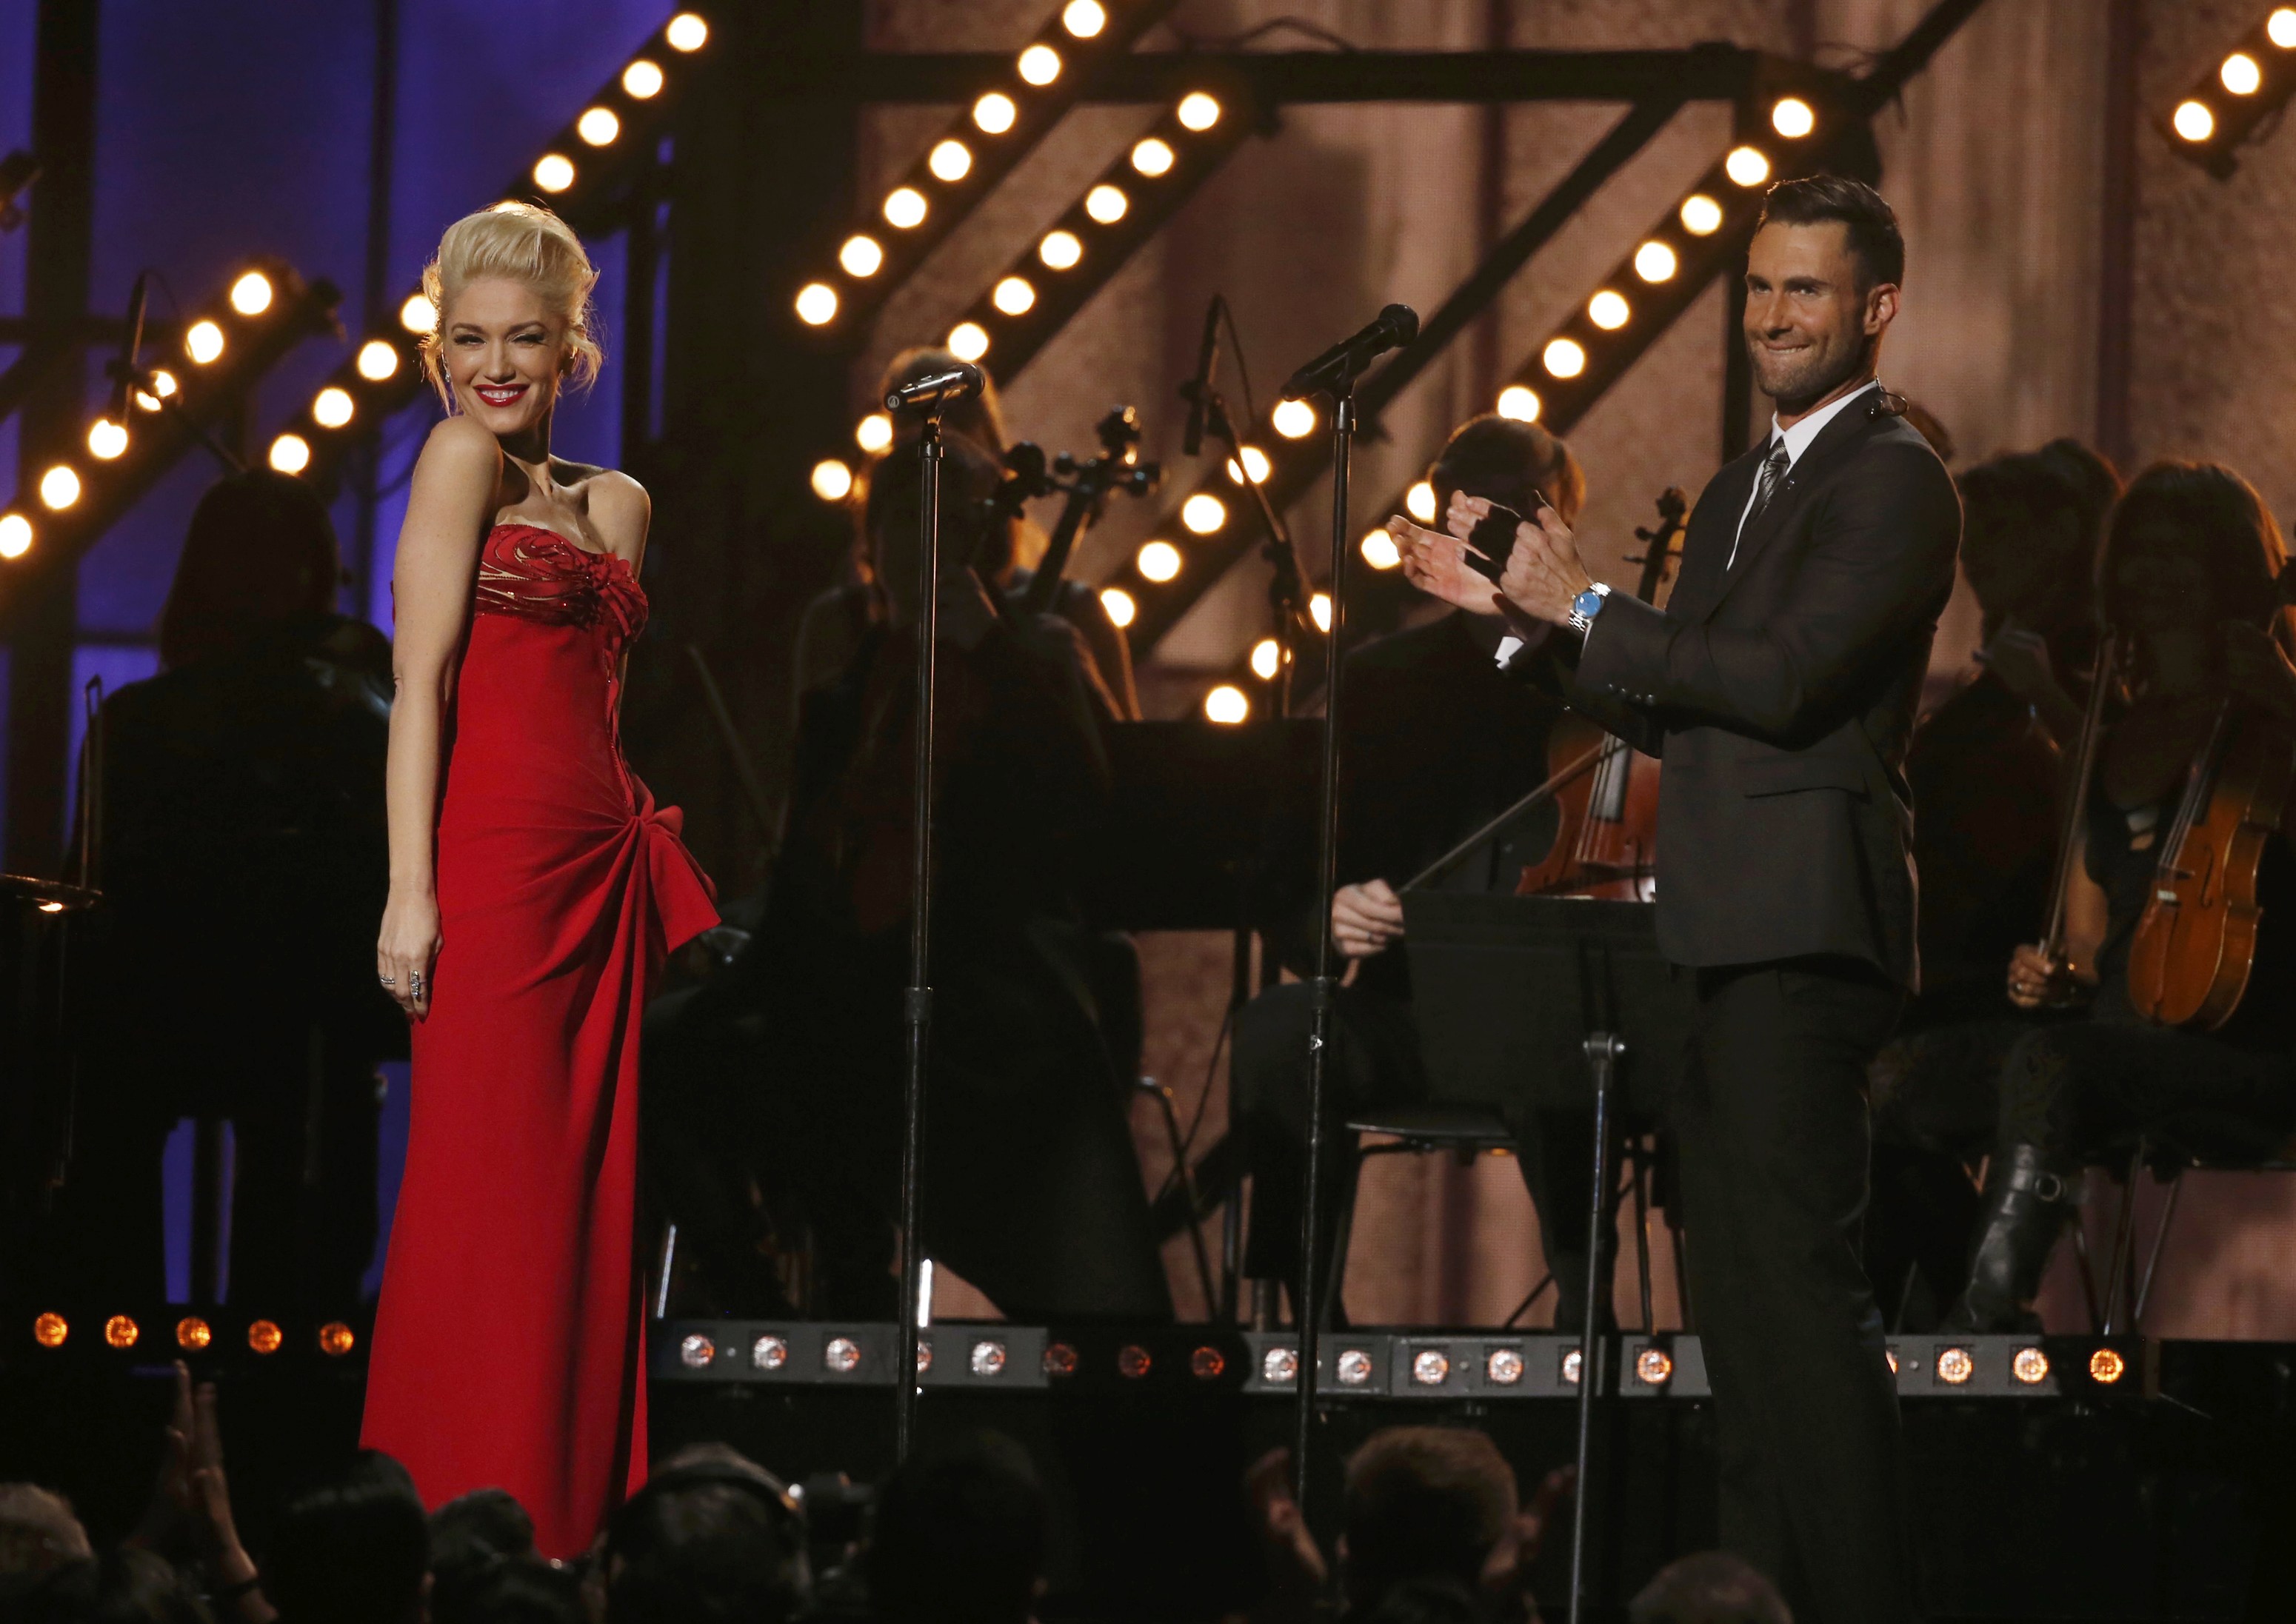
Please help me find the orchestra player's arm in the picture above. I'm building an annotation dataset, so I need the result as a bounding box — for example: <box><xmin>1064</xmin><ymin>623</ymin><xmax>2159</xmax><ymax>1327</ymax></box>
<box><xmin>2007</xmin><ymin>823</ymin><xmax>2106</xmax><ymax>1008</ymax></box>
<box><xmin>1472</xmin><ymin>443</ymin><xmax>1958</xmax><ymax>746</ymax></box>
<box><xmin>378</xmin><ymin>416</ymin><xmax>498</xmax><ymax>1020</ymax></box>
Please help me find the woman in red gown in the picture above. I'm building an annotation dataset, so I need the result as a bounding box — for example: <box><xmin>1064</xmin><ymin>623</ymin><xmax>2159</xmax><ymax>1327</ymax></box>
<box><xmin>363</xmin><ymin>203</ymin><xmax>716</xmax><ymax>1557</ymax></box>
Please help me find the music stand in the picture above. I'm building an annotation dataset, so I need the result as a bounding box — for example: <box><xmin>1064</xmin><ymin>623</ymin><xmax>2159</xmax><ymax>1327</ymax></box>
<box><xmin>1401</xmin><ymin>892</ymin><xmax>1691</xmax><ymax>1624</ymax></box>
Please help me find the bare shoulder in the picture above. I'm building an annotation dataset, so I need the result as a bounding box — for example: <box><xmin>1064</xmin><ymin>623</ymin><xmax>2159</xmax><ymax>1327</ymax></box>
<box><xmin>582</xmin><ymin>468</ymin><xmax>651</xmax><ymax>562</ymax></box>
<box><xmin>420</xmin><ymin>414</ymin><xmax>503</xmax><ymax>473</ymax></box>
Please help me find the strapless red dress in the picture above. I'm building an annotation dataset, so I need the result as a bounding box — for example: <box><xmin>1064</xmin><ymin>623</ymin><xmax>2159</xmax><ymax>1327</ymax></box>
<box><xmin>362</xmin><ymin>524</ymin><xmax>716</xmax><ymax>1557</ymax></box>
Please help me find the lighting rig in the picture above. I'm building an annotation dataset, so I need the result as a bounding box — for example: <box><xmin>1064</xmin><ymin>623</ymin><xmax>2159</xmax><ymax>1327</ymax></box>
<box><xmin>270</xmin><ymin>10</ymin><xmax>715</xmax><ymax>495</ymax></box>
<box><xmin>0</xmin><ymin>260</ymin><xmax>339</xmax><ymax>627</ymax></box>
<box><xmin>789</xmin><ymin>0</ymin><xmax>1185</xmax><ymax>338</ymax></box>
<box><xmin>25</xmin><ymin>1305</ymin><xmax>369</xmax><ymax>1366</ymax></box>
<box><xmin>814</xmin><ymin>79</ymin><xmax>1254</xmax><ymax>502</ymax></box>
<box><xmin>2162</xmin><ymin>7</ymin><xmax>2296</xmax><ymax>178</ymax></box>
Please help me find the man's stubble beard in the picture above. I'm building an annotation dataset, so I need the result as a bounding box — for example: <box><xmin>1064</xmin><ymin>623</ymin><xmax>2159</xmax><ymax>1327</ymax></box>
<box><xmin>1749</xmin><ymin>329</ymin><xmax>1875</xmax><ymax>415</ymax></box>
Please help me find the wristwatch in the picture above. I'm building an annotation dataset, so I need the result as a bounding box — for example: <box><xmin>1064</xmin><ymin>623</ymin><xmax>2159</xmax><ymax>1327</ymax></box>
<box><xmin>1568</xmin><ymin>581</ymin><xmax>1610</xmax><ymax>635</ymax></box>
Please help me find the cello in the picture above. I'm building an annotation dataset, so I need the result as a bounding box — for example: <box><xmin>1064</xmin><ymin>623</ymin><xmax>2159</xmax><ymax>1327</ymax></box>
<box><xmin>1514</xmin><ymin>488</ymin><xmax>1688</xmax><ymax>900</ymax></box>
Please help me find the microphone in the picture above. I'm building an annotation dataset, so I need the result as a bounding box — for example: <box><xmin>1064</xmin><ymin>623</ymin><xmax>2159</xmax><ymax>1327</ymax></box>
<box><xmin>884</xmin><ymin>363</ymin><xmax>984</xmax><ymax>414</ymax></box>
<box><xmin>1179</xmin><ymin>295</ymin><xmax>1222</xmax><ymax>458</ymax></box>
<box><xmin>107</xmin><ymin>271</ymin><xmax>148</xmax><ymax>426</ymax></box>
<box><xmin>1282</xmin><ymin>303</ymin><xmax>1418</xmax><ymax>400</ymax></box>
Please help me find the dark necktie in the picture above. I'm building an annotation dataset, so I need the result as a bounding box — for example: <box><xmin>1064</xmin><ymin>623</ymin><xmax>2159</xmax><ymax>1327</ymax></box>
<box><xmin>1729</xmin><ymin>438</ymin><xmax>1792</xmax><ymax>569</ymax></box>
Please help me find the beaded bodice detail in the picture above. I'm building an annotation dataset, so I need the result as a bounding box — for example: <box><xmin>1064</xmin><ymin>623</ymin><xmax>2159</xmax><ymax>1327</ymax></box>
<box><xmin>473</xmin><ymin>524</ymin><xmax>646</xmax><ymax>649</ymax></box>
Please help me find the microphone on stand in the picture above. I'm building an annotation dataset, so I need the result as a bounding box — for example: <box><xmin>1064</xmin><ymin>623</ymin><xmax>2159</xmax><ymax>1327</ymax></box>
<box><xmin>107</xmin><ymin>272</ymin><xmax>149</xmax><ymax>425</ymax></box>
<box><xmin>1179</xmin><ymin>294</ymin><xmax>1223</xmax><ymax>457</ymax></box>
<box><xmin>884</xmin><ymin>363</ymin><xmax>984</xmax><ymax>414</ymax></box>
<box><xmin>1283</xmin><ymin>303</ymin><xmax>1418</xmax><ymax>400</ymax></box>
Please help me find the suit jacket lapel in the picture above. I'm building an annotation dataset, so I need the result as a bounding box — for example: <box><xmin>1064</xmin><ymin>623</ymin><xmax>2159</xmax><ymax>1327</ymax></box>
<box><xmin>1665</xmin><ymin>449</ymin><xmax>1765</xmax><ymax>623</ymax></box>
<box><xmin>1706</xmin><ymin>403</ymin><xmax>1889</xmax><ymax>612</ymax></box>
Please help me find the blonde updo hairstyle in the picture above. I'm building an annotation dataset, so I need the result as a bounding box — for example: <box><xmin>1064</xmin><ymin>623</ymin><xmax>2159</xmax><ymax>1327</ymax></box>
<box><xmin>417</xmin><ymin>202</ymin><xmax>603</xmax><ymax>410</ymax></box>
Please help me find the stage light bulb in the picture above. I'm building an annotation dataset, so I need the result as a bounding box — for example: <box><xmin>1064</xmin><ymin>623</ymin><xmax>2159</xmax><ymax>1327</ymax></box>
<box><xmin>1771</xmin><ymin>96</ymin><xmax>1815</xmax><ymax>138</ymax></box>
<box><xmin>1486</xmin><ymin>1346</ymin><xmax>1525</xmax><ymax>1384</ymax></box>
<box><xmin>1335</xmin><ymin>1348</ymin><xmax>1374</xmax><ymax>1386</ymax></box>
<box><xmin>101</xmin><ymin>1314</ymin><xmax>138</xmax><ymax>1349</ymax></box>
<box><xmin>992</xmin><ymin>275</ymin><xmax>1035</xmax><ymax>315</ymax></box>
<box><xmin>839</xmin><ymin>235</ymin><xmax>883</xmax><ymax>278</ymax></box>
<box><xmin>1495</xmin><ymin>385</ymin><xmax>1540</xmax><ymax>422</ymax></box>
<box><xmin>269</xmin><ymin>433</ymin><xmax>311</xmax><ymax>475</ymax></box>
<box><xmin>136</xmin><ymin>368</ymin><xmax>177</xmax><ymax>410</ymax></box>
<box><xmin>1589</xmin><ymin>290</ymin><xmax>1630</xmax><ymax>330</ymax></box>
<box><xmin>175</xmin><ymin>1316</ymin><xmax>211</xmax><ymax>1350</ymax></box>
<box><xmin>357</xmin><ymin>340</ymin><xmax>399</xmax><ymax>380</ymax></box>
<box><xmin>247</xmin><ymin>1320</ymin><xmax>283</xmax><ymax>1354</ymax></box>
<box><xmin>1132</xmin><ymin>137</ymin><xmax>1175</xmax><ymax>176</ymax></box>
<box><xmin>1178</xmin><ymin>92</ymin><xmax>1221</xmax><ymax>130</ymax></box>
<box><xmin>1137</xmin><ymin>540</ymin><xmax>1182</xmax><ymax>581</ymax></box>
<box><xmin>1406</xmin><ymin>481</ymin><xmax>1436</xmax><ymax>523</ymax></box>
<box><xmin>623</xmin><ymin>59</ymin><xmax>664</xmax><ymax>98</ymax></box>
<box><xmin>1309</xmin><ymin>592</ymin><xmax>1332</xmax><ymax>632</ymax></box>
<box><xmin>313</xmin><ymin>387</ymin><xmax>355</xmax><ymax>428</ymax></box>
<box><xmin>318</xmin><ymin>1322</ymin><xmax>356</xmax><ymax>1355</ymax></box>
<box><xmin>1271</xmin><ymin>398</ymin><xmax>1315</xmax><ymax>438</ymax></box>
<box><xmin>1635</xmin><ymin>1346</ymin><xmax>1674</xmax><ymax>1384</ymax></box>
<box><xmin>1099</xmin><ymin>587</ymin><xmax>1136</xmax><ymax>626</ymax></box>
<box><xmin>1190</xmin><ymin>1345</ymin><xmax>1227</xmax><ymax>1380</ymax></box>
<box><xmin>1062</xmin><ymin>0</ymin><xmax>1107</xmax><ymax>38</ymax></box>
<box><xmin>1043</xmin><ymin>1341</ymin><xmax>1081</xmax><ymax>1377</ymax></box>
<box><xmin>1635</xmin><ymin>240</ymin><xmax>1678</xmax><ymax>282</ymax></box>
<box><xmin>400</xmin><ymin>293</ymin><xmax>436</xmax><ymax>334</ymax></box>
<box><xmin>33</xmin><ymin>1313</ymin><xmax>66</xmax><ymax>1348</ymax></box>
<box><xmin>87</xmin><ymin>419</ymin><xmax>127</xmax><ymax>459</ymax></box>
<box><xmin>929</xmin><ymin>138</ymin><xmax>972</xmax><ymax>182</ymax></box>
<box><xmin>752</xmin><ymin>1334</ymin><xmax>789</xmax><ymax>1370</ymax></box>
<box><xmin>884</xmin><ymin>187</ymin><xmax>927</xmax><ymax>228</ymax></box>
<box><xmin>1018</xmin><ymin>44</ymin><xmax>1061</xmax><ymax>85</ymax></box>
<box><xmin>186</xmin><ymin>320</ymin><xmax>225</xmax><ymax>364</ymax></box>
<box><xmin>533</xmin><ymin>153</ymin><xmax>575</xmax><ymax>193</ymax></box>
<box><xmin>974</xmin><ymin>91</ymin><xmax>1017</xmax><ymax>133</ymax></box>
<box><xmin>795</xmin><ymin>282</ymin><xmax>838</xmax><ymax>326</ymax></box>
<box><xmin>1204</xmin><ymin>684</ymin><xmax>1249</xmax><ymax>725</ymax></box>
<box><xmin>666</xmin><ymin>13</ymin><xmax>707</xmax><ymax>51</ymax></box>
<box><xmin>1725</xmin><ymin>145</ymin><xmax>1771</xmax><ymax>187</ymax></box>
<box><xmin>1250</xmin><ymin>638</ymin><xmax>1281</xmax><ymax>679</ymax></box>
<box><xmin>856</xmin><ymin>412</ymin><xmax>892</xmax><ymax>452</ymax></box>
<box><xmin>1680</xmin><ymin>193</ymin><xmax>1723</xmax><ymax>235</ymax></box>
<box><xmin>1039</xmin><ymin>229</ymin><xmax>1082</xmax><ymax>270</ymax></box>
<box><xmin>2089</xmin><ymin>1347</ymin><xmax>2127</xmax><ymax>1384</ymax></box>
<box><xmin>679</xmin><ymin>1333</ymin><xmax>716</xmax><ymax>1368</ymax></box>
<box><xmin>1361</xmin><ymin>529</ymin><xmax>1401</xmax><ymax>569</ymax></box>
<box><xmin>578</xmin><ymin>106</ymin><xmax>621</xmax><ymax>145</ymax></box>
<box><xmin>229</xmin><ymin>271</ymin><xmax>274</xmax><ymax>316</ymax></box>
<box><xmin>1935</xmin><ymin>1346</ymin><xmax>1974</xmax><ymax>1385</ymax></box>
<box><xmin>948</xmin><ymin>321</ymin><xmax>990</xmax><ymax>362</ymax></box>
<box><xmin>2011</xmin><ymin>1346</ymin><xmax>2049</xmax><ymax>1385</ymax></box>
<box><xmin>2275</xmin><ymin>9</ymin><xmax>2296</xmax><ymax>49</ymax></box>
<box><xmin>971</xmin><ymin>1338</ymin><xmax>1009</xmax><ymax>1377</ymax></box>
<box><xmin>39</xmin><ymin>464</ymin><xmax>81</xmax><ymax>510</ymax></box>
<box><xmin>0</xmin><ymin>514</ymin><xmax>30</xmax><ymax>559</ymax></box>
<box><xmin>1084</xmin><ymin>184</ymin><xmax>1127</xmax><ymax>224</ymax></box>
<box><xmin>2174</xmin><ymin>100</ymin><xmax>2216</xmax><ymax>141</ymax></box>
<box><xmin>1262</xmin><ymin>1346</ymin><xmax>1300</xmax><ymax>1384</ymax></box>
<box><xmin>1181</xmin><ymin>492</ymin><xmax>1225</xmax><ymax>533</ymax></box>
<box><xmin>1543</xmin><ymin>338</ymin><xmax>1586</xmax><ymax>379</ymax></box>
<box><xmin>2223</xmin><ymin>52</ymin><xmax>2263</xmax><ymax>95</ymax></box>
<box><xmin>811</xmin><ymin>458</ymin><xmax>854</xmax><ymax>501</ymax></box>
<box><xmin>1225</xmin><ymin>445</ymin><xmax>1270</xmax><ymax>484</ymax></box>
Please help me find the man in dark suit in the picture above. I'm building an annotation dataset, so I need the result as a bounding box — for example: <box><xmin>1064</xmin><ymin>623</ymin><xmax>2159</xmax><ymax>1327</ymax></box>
<box><xmin>1393</xmin><ymin>176</ymin><xmax>1960</xmax><ymax>1623</ymax></box>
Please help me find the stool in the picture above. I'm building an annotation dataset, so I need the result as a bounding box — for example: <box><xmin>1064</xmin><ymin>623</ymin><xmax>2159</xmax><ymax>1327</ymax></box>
<box><xmin>1322</xmin><ymin>1105</ymin><xmax>1679</xmax><ymax>1330</ymax></box>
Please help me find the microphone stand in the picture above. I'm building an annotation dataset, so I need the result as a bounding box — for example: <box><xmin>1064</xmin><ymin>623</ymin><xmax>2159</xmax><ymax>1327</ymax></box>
<box><xmin>895</xmin><ymin>410</ymin><xmax>946</xmax><ymax>1461</ymax></box>
<box><xmin>1292</xmin><ymin>381</ymin><xmax>1355</xmax><ymax>1508</ymax></box>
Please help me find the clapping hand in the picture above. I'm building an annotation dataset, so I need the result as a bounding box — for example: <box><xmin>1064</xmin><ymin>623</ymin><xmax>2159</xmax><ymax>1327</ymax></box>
<box><xmin>1390</xmin><ymin>512</ymin><xmax>1509</xmax><ymax>618</ymax></box>
<box><xmin>1446</xmin><ymin>492</ymin><xmax>1593</xmax><ymax>630</ymax></box>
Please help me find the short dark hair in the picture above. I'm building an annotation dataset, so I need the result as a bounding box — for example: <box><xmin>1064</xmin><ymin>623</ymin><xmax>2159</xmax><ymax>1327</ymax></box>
<box><xmin>865</xmin><ymin>1431</ymin><xmax>1044</xmax><ymax>1624</ymax></box>
<box><xmin>263</xmin><ymin>1451</ymin><xmax>429</xmax><ymax>1624</ymax></box>
<box><xmin>1429</xmin><ymin>415</ymin><xmax>1586</xmax><ymax>527</ymax></box>
<box><xmin>2098</xmin><ymin>460</ymin><xmax>2288</xmax><ymax>634</ymax></box>
<box><xmin>1342</xmin><ymin>1427</ymin><xmax>1517</xmax><ymax>1608</ymax></box>
<box><xmin>1628</xmin><ymin>1551</ymin><xmax>1792</xmax><ymax>1624</ymax></box>
<box><xmin>606</xmin><ymin>1445</ymin><xmax>809</xmax><ymax>1624</ymax></box>
<box><xmin>1755</xmin><ymin>174</ymin><xmax>1903</xmax><ymax>289</ymax></box>
<box><xmin>159</xmin><ymin>469</ymin><xmax>344</xmax><ymax>670</ymax></box>
<box><xmin>861</xmin><ymin>433</ymin><xmax>1018</xmax><ymax>583</ymax></box>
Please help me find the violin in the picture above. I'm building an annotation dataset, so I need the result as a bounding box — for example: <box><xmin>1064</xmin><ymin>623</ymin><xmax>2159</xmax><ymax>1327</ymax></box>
<box><xmin>2125</xmin><ymin>652</ymin><xmax>2296</xmax><ymax>1029</ymax></box>
<box><xmin>1514</xmin><ymin>488</ymin><xmax>1688</xmax><ymax>900</ymax></box>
